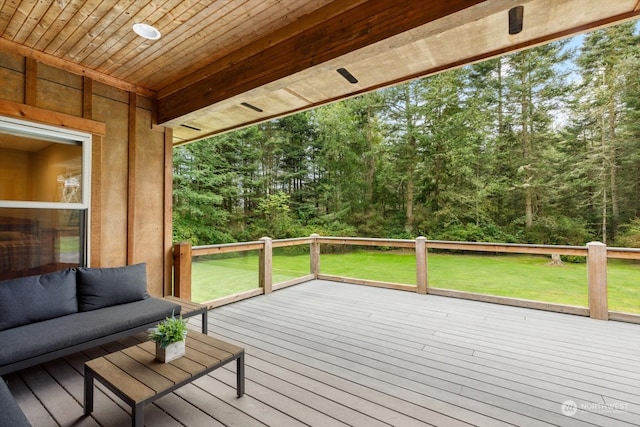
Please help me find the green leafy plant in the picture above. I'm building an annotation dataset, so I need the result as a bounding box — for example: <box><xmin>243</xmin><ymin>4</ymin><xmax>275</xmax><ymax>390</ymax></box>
<box><xmin>148</xmin><ymin>315</ymin><xmax>188</xmax><ymax>348</ymax></box>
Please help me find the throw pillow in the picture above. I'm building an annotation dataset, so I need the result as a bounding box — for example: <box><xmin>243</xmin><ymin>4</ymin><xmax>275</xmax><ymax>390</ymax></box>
<box><xmin>77</xmin><ymin>263</ymin><xmax>149</xmax><ymax>311</ymax></box>
<box><xmin>0</xmin><ymin>268</ymin><xmax>78</xmax><ymax>330</ymax></box>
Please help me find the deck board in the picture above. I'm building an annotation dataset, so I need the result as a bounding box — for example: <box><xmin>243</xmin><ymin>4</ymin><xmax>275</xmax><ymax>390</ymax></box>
<box><xmin>5</xmin><ymin>375</ymin><xmax>57</xmax><ymax>427</ymax></box>
<box><xmin>5</xmin><ymin>280</ymin><xmax>640</xmax><ymax>426</ymax></box>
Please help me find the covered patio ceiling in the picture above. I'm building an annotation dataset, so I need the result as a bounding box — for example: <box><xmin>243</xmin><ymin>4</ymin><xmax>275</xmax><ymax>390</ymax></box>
<box><xmin>1</xmin><ymin>0</ymin><xmax>639</xmax><ymax>145</ymax></box>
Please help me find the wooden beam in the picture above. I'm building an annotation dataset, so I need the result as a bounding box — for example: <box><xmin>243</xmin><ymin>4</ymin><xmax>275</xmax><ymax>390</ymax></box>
<box><xmin>416</xmin><ymin>236</ymin><xmax>427</xmax><ymax>295</ymax></box>
<box><xmin>157</xmin><ymin>0</ymin><xmax>485</xmax><ymax>124</ymax></box>
<box><xmin>0</xmin><ymin>99</ymin><xmax>106</xmax><ymax>135</ymax></box>
<box><xmin>127</xmin><ymin>92</ymin><xmax>137</xmax><ymax>265</ymax></box>
<box><xmin>83</xmin><ymin>77</ymin><xmax>93</xmax><ymax>119</ymax></box>
<box><xmin>157</xmin><ymin>0</ymin><xmax>369</xmax><ymax>99</ymax></box>
<box><xmin>163</xmin><ymin>127</ymin><xmax>173</xmax><ymax>297</ymax></box>
<box><xmin>587</xmin><ymin>242</ymin><xmax>608</xmax><ymax>320</ymax></box>
<box><xmin>317</xmin><ymin>236</ymin><xmax>415</xmax><ymax>248</ymax></box>
<box><xmin>317</xmin><ymin>274</ymin><xmax>417</xmax><ymax>292</ymax></box>
<box><xmin>202</xmin><ymin>288</ymin><xmax>263</xmax><ymax>310</ymax></box>
<box><xmin>25</xmin><ymin>58</ymin><xmax>37</xmax><ymax>106</ymax></box>
<box><xmin>173</xmin><ymin>242</ymin><xmax>192</xmax><ymax>300</ymax></box>
<box><xmin>310</xmin><ymin>234</ymin><xmax>320</xmax><ymax>277</ymax></box>
<box><xmin>608</xmin><ymin>311</ymin><xmax>640</xmax><ymax>324</ymax></box>
<box><xmin>90</xmin><ymin>135</ymin><xmax>103</xmax><ymax>267</ymax></box>
<box><xmin>272</xmin><ymin>275</ymin><xmax>315</xmax><ymax>291</ymax></box>
<box><xmin>167</xmin><ymin>6</ymin><xmax>640</xmax><ymax>143</ymax></box>
<box><xmin>192</xmin><ymin>242</ymin><xmax>264</xmax><ymax>256</ymax></box>
<box><xmin>259</xmin><ymin>237</ymin><xmax>273</xmax><ymax>294</ymax></box>
<box><xmin>428</xmin><ymin>288</ymin><xmax>590</xmax><ymax>317</ymax></box>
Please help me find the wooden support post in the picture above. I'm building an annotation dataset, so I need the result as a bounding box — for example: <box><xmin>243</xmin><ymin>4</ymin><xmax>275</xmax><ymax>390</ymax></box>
<box><xmin>416</xmin><ymin>236</ymin><xmax>428</xmax><ymax>294</ymax></box>
<box><xmin>587</xmin><ymin>241</ymin><xmax>608</xmax><ymax>320</ymax></box>
<box><xmin>310</xmin><ymin>233</ymin><xmax>320</xmax><ymax>277</ymax></box>
<box><xmin>173</xmin><ymin>242</ymin><xmax>192</xmax><ymax>300</ymax></box>
<box><xmin>259</xmin><ymin>237</ymin><xmax>273</xmax><ymax>294</ymax></box>
<box><xmin>127</xmin><ymin>92</ymin><xmax>137</xmax><ymax>265</ymax></box>
<box><xmin>163</xmin><ymin>128</ymin><xmax>174</xmax><ymax>297</ymax></box>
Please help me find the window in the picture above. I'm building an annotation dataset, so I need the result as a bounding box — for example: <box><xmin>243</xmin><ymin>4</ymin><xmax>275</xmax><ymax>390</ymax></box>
<box><xmin>0</xmin><ymin>117</ymin><xmax>91</xmax><ymax>280</ymax></box>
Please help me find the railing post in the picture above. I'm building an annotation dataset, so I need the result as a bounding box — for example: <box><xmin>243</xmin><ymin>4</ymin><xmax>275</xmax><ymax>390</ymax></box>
<box><xmin>310</xmin><ymin>233</ymin><xmax>320</xmax><ymax>277</ymax></box>
<box><xmin>173</xmin><ymin>242</ymin><xmax>192</xmax><ymax>300</ymax></box>
<box><xmin>587</xmin><ymin>241</ymin><xmax>608</xmax><ymax>320</ymax></box>
<box><xmin>416</xmin><ymin>236</ymin><xmax>428</xmax><ymax>294</ymax></box>
<box><xmin>259</xmin><ymin>237</ymin><xmax>273</xmax><ymax>294</ymax></box>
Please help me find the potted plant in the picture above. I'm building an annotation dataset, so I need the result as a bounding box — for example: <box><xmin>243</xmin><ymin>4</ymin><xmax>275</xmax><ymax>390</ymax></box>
<box><xmin>148</xmin><ymin>315</ymin><xmax>188</xmax><ymax>363</ymax></box>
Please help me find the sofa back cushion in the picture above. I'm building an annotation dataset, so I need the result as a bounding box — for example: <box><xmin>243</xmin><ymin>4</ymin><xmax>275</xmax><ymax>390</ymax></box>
<box><xmin>0</xmin><ymin>268</ymin><xmax>78</xmax><ymax>331</ymax></box>
<box><xmin>77</xmin><ymin>263</ymin><xmax>149</xmax><ymax>311</ymax></box>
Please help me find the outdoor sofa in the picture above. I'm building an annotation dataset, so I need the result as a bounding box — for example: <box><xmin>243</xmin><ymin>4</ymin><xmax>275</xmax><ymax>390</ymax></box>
<box><xmin>0</xmin><ymin>375</ymin><xmax>30</xmax><ymax>426</ymax></box>
<box><xmin>0</xmin><ymin>263</ymin><xmax>184</xmax><ymax>375</ymax></box>
<box><xmin>0</xmin><ymin>263</ymin><xmax>194</xmax><ymax>425</ymax></box>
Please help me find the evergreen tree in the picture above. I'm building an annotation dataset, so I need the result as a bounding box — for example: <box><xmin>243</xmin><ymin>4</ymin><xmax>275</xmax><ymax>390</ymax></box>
<box><xmin>171</xmin><ymin>20</ymin><xmax>640</xmax><ymax>246</ymax></box>
<box><xmin>573</xmin><ymin>22</ymin><xmax>640</xmax><ymax>242</ymax></box>
<box><xmin>501</xmin><ymin>41</ymin><xmax>572</xmax><ymax>235</ymax></box>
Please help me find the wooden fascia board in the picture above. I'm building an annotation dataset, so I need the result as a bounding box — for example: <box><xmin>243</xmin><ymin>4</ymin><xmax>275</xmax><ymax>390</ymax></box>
<box><xmin>171</xmin><ymin>7</ymin><xmax>640</xmax><ymax>145</ymax></box>
<box><xmin>157</xmin><ymin>0</ymin><xmax>370</xmax><ymax>99</ymax></box>
<box><xmin>156</xmin><ymin>0</ymin><xmax>486</xmax><ymax>125</ymax></box>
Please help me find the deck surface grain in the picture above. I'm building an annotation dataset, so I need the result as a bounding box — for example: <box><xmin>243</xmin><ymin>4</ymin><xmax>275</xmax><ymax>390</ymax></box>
<box><xmin>6</xmin><ymin>280</ymin><xmax>640</xmax><ymax>426</ymax></box>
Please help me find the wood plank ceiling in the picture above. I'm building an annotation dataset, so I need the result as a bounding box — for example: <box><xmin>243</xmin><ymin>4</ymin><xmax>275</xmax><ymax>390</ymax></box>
<box><xmin>1</xmin><ymin>0</ymin><xmax>639</xmax><ymax>145</ymax></box>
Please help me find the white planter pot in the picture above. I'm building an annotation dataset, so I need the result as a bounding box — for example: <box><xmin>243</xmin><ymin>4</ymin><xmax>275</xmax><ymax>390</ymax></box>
<box><xmin>155</xmin><ymin>339</ymin><xmax>186</xmax><ymax>363</ymax></box>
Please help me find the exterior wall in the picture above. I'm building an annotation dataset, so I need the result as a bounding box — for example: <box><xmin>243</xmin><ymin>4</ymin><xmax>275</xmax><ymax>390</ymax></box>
<box><xmin>0</xmin><ymin>51</ymin><xmax>171</xmax><ymax>297</ymax></box>
<box><xmin>92</xmin><ymin>84</ymin><xmax>130</xmax><ymax>267</ymax></box>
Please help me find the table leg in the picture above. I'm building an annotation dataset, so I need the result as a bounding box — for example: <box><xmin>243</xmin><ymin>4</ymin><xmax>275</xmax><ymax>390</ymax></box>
<box><xmin>133</xmin><ymin>403</ymin><xmax>144</xmax><ymax>427</ymax></box>
<box><xmin>237</xmin><ymin>352</ymin><xmax>245</xmax><ymax>397</ymax></box>
<box><xmin>84</xmin><ymin>368</ymin><xmax>94</xmax><ymax>415</ymax></box>
<box><xmin>202</xmin><ymin>311</ymin><xmax>208</xmax><ymax>335</ymax></box>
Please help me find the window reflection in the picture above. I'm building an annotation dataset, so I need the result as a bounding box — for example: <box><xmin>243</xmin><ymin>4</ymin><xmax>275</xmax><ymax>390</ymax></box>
<box><xmin>0</xmin><ymin>132</ymin><xmax>82</xmax><ymax>203</ymax></box>
<box><xmin>0</xmin><ymin>208</ymin><xmax>86</xmax><ymax>280</ymax></box>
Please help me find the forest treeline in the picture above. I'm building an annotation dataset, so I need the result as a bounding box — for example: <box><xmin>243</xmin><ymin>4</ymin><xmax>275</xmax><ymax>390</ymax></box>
<box><xmin>173</xmin><ymin>21</ymin><xmax>640</xmax><ymax>247</ymax></box>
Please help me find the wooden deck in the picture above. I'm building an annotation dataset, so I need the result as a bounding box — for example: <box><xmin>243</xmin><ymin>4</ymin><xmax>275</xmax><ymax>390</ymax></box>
<box><xmin>5</xmin><ymin>280</ymin><xmax>640</xmax><ymax>426</ymax></box>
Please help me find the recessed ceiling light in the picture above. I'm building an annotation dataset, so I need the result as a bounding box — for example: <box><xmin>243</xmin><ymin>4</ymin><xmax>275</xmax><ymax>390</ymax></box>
<box><xmin>337</xmin><ymin>68</ymin><xmax>358</xmax><ymax>84</ymax></box>
<box><xmin>180</xmin><ymin>124</ymin><xmax>202</xmax><ymax>131</ymax></box>
<box><xmin>133</xmin><ymin>23</ymin><xmax>161</xmax><ymax>40</ymax></box>
<box><xmin>241</xmin><ymin>102</ymin><xmax>264</xmax><ymax>113</ymax></box>
<box><xmin>508</xmin><ymin>6</ymin><xmax>524</xmax><ymax>35</ymax></box>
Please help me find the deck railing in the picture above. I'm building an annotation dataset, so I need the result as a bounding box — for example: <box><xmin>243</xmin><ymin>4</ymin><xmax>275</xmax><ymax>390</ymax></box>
<box><xmin>173</xmin><ymin>235</ymin><xmax>640</xmax><ymax>323</ymax></box>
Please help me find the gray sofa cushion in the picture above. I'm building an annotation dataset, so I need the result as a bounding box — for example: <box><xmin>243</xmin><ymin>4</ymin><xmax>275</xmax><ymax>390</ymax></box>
<box><xmin>77</xmin><ymin>263</ymin><xmax>149</xmax><ymax>311</ymax></box>
<box><xmin>0</xmin><ymin>269</ymin><xmax>77</xmax><ymax>331</ymax></box>
<box><xmin>0</xmin><ymin>298</ymin><xmax>181</xmax><ymax>367</ymax></box>
<box><xmin>0</xmin><ymin>377</ymin><xmax>30</xmax><ymax>427</ymax></box>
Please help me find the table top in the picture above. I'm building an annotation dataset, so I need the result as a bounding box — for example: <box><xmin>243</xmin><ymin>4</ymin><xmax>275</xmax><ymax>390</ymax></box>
<box><xmin>84</xmin><ymin>331</ymin><xmax>243</xmax><ymax>404</ymax></box>
<box><xmin>162</xmin><ymin>296</ymin><xmax>207</xmax><ymax>316</ymax></box>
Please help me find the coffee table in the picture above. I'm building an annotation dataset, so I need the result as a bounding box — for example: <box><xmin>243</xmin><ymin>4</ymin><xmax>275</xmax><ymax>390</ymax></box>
<box><xmin>84</xmin><ymin>331</ymin><xmax>244</xmax><ymax>426</ymax></box>
<box><xmin>162</xmin><ymin>296</ymin><xmax>209</xmax><ymax>334</ymax></box>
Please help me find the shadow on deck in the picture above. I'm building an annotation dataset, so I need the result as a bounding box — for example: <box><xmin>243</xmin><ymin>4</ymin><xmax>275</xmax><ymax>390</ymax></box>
<box><xmin>6</xmin><ymin>280</ymin><xmax>640</xmax><ymax>426</ymax></box>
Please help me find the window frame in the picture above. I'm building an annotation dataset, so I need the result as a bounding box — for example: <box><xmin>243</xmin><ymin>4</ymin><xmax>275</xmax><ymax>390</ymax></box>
<box><xmin>0</xmin><ymin>116</ymin><xmax>92</xmax><ymax>264</ymax></box>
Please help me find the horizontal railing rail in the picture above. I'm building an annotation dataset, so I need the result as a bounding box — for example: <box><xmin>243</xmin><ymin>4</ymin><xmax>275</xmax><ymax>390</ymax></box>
<box><xmin>173</xmin><ymin>235</ymin><xmax>640</xmax><ymax>323</ymax></box>
<box><xmin>423</xmin><ymin>240</ymin><xmax>588</xmax><ymax>256</ymax></box>
<box><xmin>606</xmin><ymin>246</ymin><xmax>640</xmax><ymax>260</ymax></box>
<box><xmin>192</xmin><ymin>240</ymin><xmax>263</xmax><ymax>256</ymax></box>
<box><xmin>317</xmin><ymin>236</ymin><xmax>416</xmax><ymax>248</ymax></box>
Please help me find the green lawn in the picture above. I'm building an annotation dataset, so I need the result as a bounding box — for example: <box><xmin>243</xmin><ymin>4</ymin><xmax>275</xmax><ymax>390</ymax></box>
<box><xmin>190</xmin><ymin>250</ymin><xmax>640</xmax><ymax>314</ymax></box>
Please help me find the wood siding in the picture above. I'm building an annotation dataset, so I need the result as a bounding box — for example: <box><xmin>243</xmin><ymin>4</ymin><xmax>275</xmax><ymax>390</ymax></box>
<box><xmin>0</xmin><ymin>51</ymin><xmax>171</xmax><ymax>296</ymax></box>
